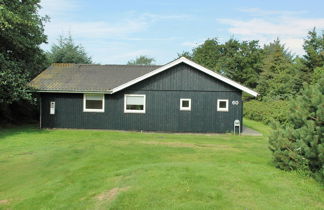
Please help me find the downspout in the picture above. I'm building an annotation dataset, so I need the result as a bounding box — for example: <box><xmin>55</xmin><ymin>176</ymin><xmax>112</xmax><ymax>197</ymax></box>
<box><xmin>39</xmin><ymin>94</ymin><xmax>42</xmax><ymax>129</ymax></box>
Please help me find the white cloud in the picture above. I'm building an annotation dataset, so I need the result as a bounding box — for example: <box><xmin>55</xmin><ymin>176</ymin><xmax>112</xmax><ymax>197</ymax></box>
<box><xmin>45</xmin><ymin>20</ymin><xmax>148</xmax><ymax>40</ymax></box>
<box><xmin>39</xmin><ymin>0</ymin><xmax>79</xmax><ymax>16</ymax></box>
<box><xmin>217</xmin><ymin>8</ymin><xmax>324</xmax><ymax>55</ymax></box>
<box><xmin>39</xmin><ymin>0</ymin><xmax>189</xmax><ymax>63</ymax></box>
<box><xmin>237</xmin><ymin>8</ymin><xmax>307</xmax><ymax>17</ymax></box>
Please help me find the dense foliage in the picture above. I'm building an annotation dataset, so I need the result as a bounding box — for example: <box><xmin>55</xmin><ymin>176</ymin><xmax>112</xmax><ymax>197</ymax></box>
<box><xmin>269</xmin><ymin>79</ymin><xmax>324</xmax><ymax>182</ymax></box>
<box><xmin>47</xmin><ymin>35</ymin><xmax>92</xmax><ymax>64</ymax></box>
<box><xmin>179</xmin><ymin>38</ymin><xmax>263</xmax><ymax>88</ymax></box>
<box><xmin>0</xmin><ymin>0</ymin><xmax>47</xmax><ymax>104</ymax></box>
<box><xmin>127</xmin><ymin>55</ymin><xmax>155</xmax><ymax>65</ymax></box>
<box><xmin>244</xmin><ymin>100</ymin><xmax>290</xmax><ymax>125</ymax></box>
<box><xmin>0</xmin><ymin>0</ymin><xmax>47</xmax><ymax>124</ymax></box>
<box><xmin>256</xmin><ymin>40</ymin><xmax>300</xmax><ymax>100</ymax></box>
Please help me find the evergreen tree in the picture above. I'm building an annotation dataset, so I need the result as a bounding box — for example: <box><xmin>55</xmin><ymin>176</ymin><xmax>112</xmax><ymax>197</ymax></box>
<box><xmin>269</xmin><ymin>78</ymin><xmax>324</xmax><ymax>182</ymax></box>
<box><xmin>300</xmin><ymin>28</ymin><xmax>324</xmax><ymax>84</ymax></box>
<box><xmin>257</xmin><ymin>39</ymin><xmax>297</xmax><ymax>100</ymax></box>
<box><xmin>303</xmin><ymin>28</ymin><xmax>324</xmax><ymax>71</ymax></box>
<box><xmin>127</xmin><ymin>55</ymin><xmax>155</xmax><ymax>65</ymax></box>
<box><xmin>47</xmin><ymin>35</ymin><xmax>92</xmax><ymax>64</ymax></box>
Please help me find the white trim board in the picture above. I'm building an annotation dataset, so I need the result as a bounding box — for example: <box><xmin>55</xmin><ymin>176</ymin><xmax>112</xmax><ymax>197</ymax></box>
<box><xmin>110</xmin><ymin>57</ymin><xmax>258</xmax><ymax>97</ymax></box>
<box><xmin>180</xmin><ymin>98</ymin><xmax>191</xmax><ymax>111</ymax></box>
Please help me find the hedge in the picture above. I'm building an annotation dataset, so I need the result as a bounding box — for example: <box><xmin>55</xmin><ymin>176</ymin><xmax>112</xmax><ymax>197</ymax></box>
<box><xmin>243</xmin><ymin>100</ymin><xmax>290</xmax><ymax>125</ymax></box>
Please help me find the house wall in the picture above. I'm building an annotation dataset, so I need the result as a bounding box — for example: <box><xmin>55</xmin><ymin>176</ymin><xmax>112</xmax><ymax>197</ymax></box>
<box><xmin>40</xmin><ymin>63</ymin><xmax>243</xmax><ymax>133</ymax></box>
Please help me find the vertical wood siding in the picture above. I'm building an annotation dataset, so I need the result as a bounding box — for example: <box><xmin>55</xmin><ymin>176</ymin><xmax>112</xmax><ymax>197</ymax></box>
<box><xmin>41</xmin><ymin>63</ymin><xmax>243</xmax><ymax>133</ymax></box>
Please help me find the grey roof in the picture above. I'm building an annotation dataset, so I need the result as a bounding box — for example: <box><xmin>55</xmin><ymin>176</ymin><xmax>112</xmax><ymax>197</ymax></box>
<box><xmin>29</xmin><ymin>63</ymin><xmax>162</xmax><ymax>92</ymax></box>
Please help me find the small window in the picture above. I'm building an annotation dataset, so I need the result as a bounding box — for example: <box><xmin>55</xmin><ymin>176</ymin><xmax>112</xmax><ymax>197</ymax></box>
<box><xmin>83</xmin><ymin>94</ymin><xmax>104</xmax><ymax>112</ymax></box>
<box><xmin>180</xmin><ymin>98</ymin><xmax>191</xmax><ymax>111</ymax></box>
<box><xmin>217</xmin><ymin>99</ymin><xmax>228</xmax><ymax>112</ymax></box>
<box><xmin>124</xmin><ymin>94</ymin><xmax>146</xmax><ymax>113</ymax></box>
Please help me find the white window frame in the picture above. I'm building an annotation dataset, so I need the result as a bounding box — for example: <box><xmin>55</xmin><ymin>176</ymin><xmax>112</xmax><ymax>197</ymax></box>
<box><xmin>124</xmin><ymin>94</ymin><xmax>146</xmax><ymax>114</ymax></box>
<box><xmin>83</xmin><ymin>94</ymin><xmax>105</xmax><ymax>112</ymax></box>
<box><xmin>180</xmin><ymin>98</ymin><xmax>191</xmax><ymax>111</ymax></box>
<box><xmin>217</xmin><ymin>99</ymin><xmax>229</xmax><ymax>112</ymax></box>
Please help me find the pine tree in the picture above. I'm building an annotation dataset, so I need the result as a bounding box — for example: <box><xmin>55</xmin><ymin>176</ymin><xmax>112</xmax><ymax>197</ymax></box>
<box><xmin>300</xmin><ymin>28</ymin><xmax>324</xmax><ymax>84</ymax></box>
<box><xmin>47</xmin><ymin>35</ymin><xmax>92</xmax><ymax>64</ymax></box>
<box><xmin>127</xmin><ymin>55</ymin><xmax>155</xmax><ymax>65</ymax></box>
<box><xmin>257</xmin><ymin>39</ymin><xmax>297</xmax><ymax>100</ymax></box>
<box><xmin>269</xmin><ymin>78</ymin><xmax>324</xmax><ymax>182</ymax></box>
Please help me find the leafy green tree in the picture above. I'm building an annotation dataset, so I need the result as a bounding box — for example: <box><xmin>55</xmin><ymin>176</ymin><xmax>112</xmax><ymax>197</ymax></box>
<box><xmin>190</xmin><ymin>38</ymin><xmax>223</xmax><ymax>71</ymax></box>
<box><xmin>0</xmin><ymin>0</ymin><xmax>47</xmax><ymax>104</ymax></box>
<box><xmin>257</xmin><ymin>39</ymin><xmax>297</xmax><ymax>100</ymax></box>
<box><xmin>127</xmin><ymin>55</ymin><xmax>155</xmax><ymax>65</ymax></box>
<box><xmin>221</xmin><ymin>39</ymin><xmax>263</xmax><ymax>88</ymax></box>
<box><xmin>179</xmin><ymin>38</ymin><xmax>263</xmax><ymax>88</ymax></box>
<box><xmin>269</xmin><ymin>78</ymin><xmax>324</xmax><ymax>182</ymax></box>
<box><xmin>47</xmin><ymin>35</ymin><xmax>92</xmax><ymax>64</ymax></box>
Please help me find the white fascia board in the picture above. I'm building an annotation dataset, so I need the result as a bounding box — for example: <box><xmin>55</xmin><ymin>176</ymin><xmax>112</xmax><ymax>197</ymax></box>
<box><xmin>35</xmin><ymin>90</ymin><xmax>112</xmax><ymax>94</ymax></box>
<box><xmin>181</xmin><ymin>58</ymin><xmax>259</xmax><ymax>97</ymax></box>
<box><xmin>110</xmin><ymin>58</ymin><xmax>185</xmax><ymax>94</ymax></box>
<box><xmin>111</xmin><ymin>57</ymin><xmax>259</xmax><ymax>97</ymax></box>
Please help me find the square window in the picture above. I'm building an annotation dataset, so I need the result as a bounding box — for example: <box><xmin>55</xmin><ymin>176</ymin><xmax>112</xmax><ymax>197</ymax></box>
<box><xmin>180</xmin><ymin>98</ymin><xmax>191</xmax><ymax>111</ymax></box>
<box><xmin>83</xmin><ymin>94</ymin><xmax>105</xmax><ymax>112</ymax></box>
<box><xmin>124</xmin><ymin>94</ymin><xmax>146</xmax><ymax>113</ymax></box>
<box><xmin>217</xmin><ymin>99</ymin><xmax>228</xmax><ymax>112</ymax></box>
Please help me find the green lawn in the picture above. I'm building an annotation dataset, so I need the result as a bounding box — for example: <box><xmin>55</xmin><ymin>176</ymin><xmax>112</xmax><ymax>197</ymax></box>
<box><xmin>0</xmin><ymin>121</ymin><xmax>323</xmax><ymax>209</ymax></box>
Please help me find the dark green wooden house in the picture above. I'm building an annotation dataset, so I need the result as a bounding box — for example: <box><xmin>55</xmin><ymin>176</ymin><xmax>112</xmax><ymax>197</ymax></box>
<box><xmin>29</xmin><ymin>57</ymin><xmax>258</xmax><ymax>133</ymax></box>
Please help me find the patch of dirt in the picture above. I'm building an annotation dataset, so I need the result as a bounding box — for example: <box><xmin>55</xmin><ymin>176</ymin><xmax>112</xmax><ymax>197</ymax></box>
<box><xmin>0</xmin><ymin>200</ymin><xmax>9</xmax><ymax>205</ymax></box>
<box><xmin>96</xmin><ymin>187</ymin><xmax>130</xmax><ymax>202</ymax></box>
<box><xmin>140</xmin><ymin>141</ymin><xmax>236</xmax><ymax>151</ymax></box>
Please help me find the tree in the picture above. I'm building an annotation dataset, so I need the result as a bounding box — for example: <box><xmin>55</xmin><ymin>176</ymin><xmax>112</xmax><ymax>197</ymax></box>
<box><xmin>269</xmin><ymin>78</ymin><xmax>324</xmax><ymax>182</ymax></box>
<box><xmin>179</xmin><ymin>38</ymin><xmax>263</xmax><ymax>88</ymax></box>
<box><xmin>220</xmin><ymin>39</ymin><xmax>263</xmax><ymax>88</ymax></box>
<box><xmin>0</xmin><ymin>0</ymin><xmax>48</xmax><ymax>104</ymax></box>
<box><xmin>189</xmin><ymin>38</ymin><xmax>223</xmax><ymax>71</ymax></box>
<box><xmin>127</xmin><ymin>55</ymin><xmax>155</xmax><ymax>65</ymax></box>
<box><xmin>47</xmin><ymin>35</ymin><xmax>92</xmax><ymax>64</ymax></box>
<box><xmin>257</xmin><ymin>39</ymin><xmax>298</xmax><ymax>100</ymax></box>
<box><xmin>303</xmin><ymin>28</ymin><xmax>324</xmax><ymax>71</ymax></box>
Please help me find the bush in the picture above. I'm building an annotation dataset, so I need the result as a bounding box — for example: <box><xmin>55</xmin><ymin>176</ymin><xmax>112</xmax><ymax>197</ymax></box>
<box><xmin>268</xmin><ymin>79</ymin><xmax>324</xmax><ymax>183</ymax></box>
<box><xmin>244</xmin><ymin>100</ymin><xmax>290</xmax><ymax>125</ymax></box>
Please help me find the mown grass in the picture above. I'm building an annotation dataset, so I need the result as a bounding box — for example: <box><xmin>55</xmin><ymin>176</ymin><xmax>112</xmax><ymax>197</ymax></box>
<box><xmin>0</xmin><ymin>121</ymin><xmax>323</xmax><ymax>209</ymax></box>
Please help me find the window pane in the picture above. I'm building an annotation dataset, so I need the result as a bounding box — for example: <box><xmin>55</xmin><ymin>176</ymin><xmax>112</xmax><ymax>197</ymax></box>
<box><xmin>182</xmin><ymin>100</ymin><xmax>189</xmax><ymax>107</ymax></box>
<box><xmin>219</xmin><ymin>101</ymin><xmax>227</xmax><ymax>108</ymax></box>
<box><xmin>126</xmin><ymin>104</ymin><xmax>144</xmax><ymax>110</ymax></box>
<box><xmin>126</xmin><ymin>96</ymin><xmax>144</xmax><ymax>105</ymax></box>
<box><xmin>86</xmin><ymin>100</ymin><xmax>102</xmax><ymax>109</ymax></box>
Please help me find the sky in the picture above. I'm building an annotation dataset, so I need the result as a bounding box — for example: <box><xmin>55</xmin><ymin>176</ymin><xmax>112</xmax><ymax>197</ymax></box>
<box><xmin>40</xmin><ymin>0</ymin><xmax>324</xmax><ymax>65</ymax></box>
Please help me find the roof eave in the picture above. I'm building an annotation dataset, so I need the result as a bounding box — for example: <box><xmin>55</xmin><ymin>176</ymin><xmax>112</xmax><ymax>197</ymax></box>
<box><xmin>33</xmin><ymin>90</ymin><xmax>113</xmax><ymax>94</ymax></box>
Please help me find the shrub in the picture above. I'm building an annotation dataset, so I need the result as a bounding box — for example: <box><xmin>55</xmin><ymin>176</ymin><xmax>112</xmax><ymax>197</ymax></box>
<box><xmin>268</xmin><ymin>79</ymin><xmax>324</xmax><ymax>182</ymax></box>
<box><xmin>244</xmin><ymin>100</ymin><xmax>290</xmax><ymax>125</ymax></box>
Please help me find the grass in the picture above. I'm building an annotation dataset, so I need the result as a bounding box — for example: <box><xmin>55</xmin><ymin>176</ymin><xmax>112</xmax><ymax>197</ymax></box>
<box><xmin>0</xmin><ymin>121</ymin><xmax>323</xmax><ymax>209</ymax></box>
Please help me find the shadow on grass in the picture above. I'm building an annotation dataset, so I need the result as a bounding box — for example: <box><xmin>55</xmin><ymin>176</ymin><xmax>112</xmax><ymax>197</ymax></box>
<box><xmin>0</xmin><ymin>124</ymin><xmax>50</xmax><ymax>139</ymax></box>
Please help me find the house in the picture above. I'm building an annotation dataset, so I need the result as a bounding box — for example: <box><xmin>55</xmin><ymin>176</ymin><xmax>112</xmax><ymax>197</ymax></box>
<box><xmin>29</xmin><ymin>57</ymin><xmax>258</xmax><ymax>133</ymax></box>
